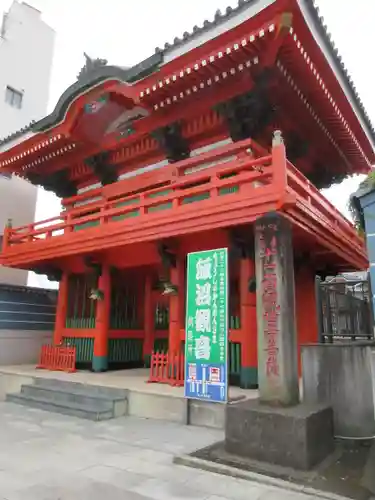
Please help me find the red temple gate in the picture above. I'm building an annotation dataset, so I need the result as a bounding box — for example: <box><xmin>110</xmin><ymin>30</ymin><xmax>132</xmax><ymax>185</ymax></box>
<box><xmin>0</xmin><ymin>0</ymin><xmax>373</xmax><ymax>386</ymax></box>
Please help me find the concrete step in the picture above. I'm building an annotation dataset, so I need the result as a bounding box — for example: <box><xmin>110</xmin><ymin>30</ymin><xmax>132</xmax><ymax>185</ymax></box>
<box><xmin>6</xmin><ymin>392</ymin><xmax>114</xmax><ymax>421</ymax></box>
<box><xmin>6</xmin><ymin>378</ymin><xmax>128</xmax><ymax>420</ymax></box>
<box><xmin>20</xmin><ymin>384</ymin><xmax>126</xmax><ymax>407</ymax></box>
<box><xmin>33</xmin><ymin>377</ymin><xmax>128</xmax><ymax>399</ymax></box>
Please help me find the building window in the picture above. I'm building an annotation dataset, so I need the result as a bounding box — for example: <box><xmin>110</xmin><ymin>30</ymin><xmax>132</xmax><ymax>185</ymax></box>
<box><xmin>5</xmin><ymin>86</ymin><xmax>23</xmax><ymax>109</ymax></box>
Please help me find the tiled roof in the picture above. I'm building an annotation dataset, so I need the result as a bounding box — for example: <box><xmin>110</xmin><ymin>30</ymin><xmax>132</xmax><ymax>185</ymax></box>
<box><xmin>0</xmin><ymin>55</ymin><xmax>162</xmax><ymax>147</ymax></box>
<box><xmin>1</xmin><ymin>0</ymin><xmax>374</xmax><ymax>148</ymax></box>
<box><xmin>155</xmin><ymin>0</ymin><xmax>375</xmax><ymax>143</ymax></box>
<box><xmin>0</xmin><ymin>120</ymin><xmax>36</xmax><ymax>147</ymax></box>
<box><xmin>155</xmin><ymin>0</ymin><xmax>259</xmax><ymax>53</ymax></box>
<box><xmin>304</xmin><ymin>0</ymin><xmax>375</xmax><ymax>142</ymax></box>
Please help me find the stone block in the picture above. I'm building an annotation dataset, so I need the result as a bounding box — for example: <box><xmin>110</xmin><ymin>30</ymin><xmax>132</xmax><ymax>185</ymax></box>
<box><xmin>302</xmin><ymin>344</ymin><xmax>375</xmax><ymax>439</ymax></box>
<box><xmin>188</xmin><ymin>399</ymin><xmax>225</xmax><ymax>429</ymax></box>
<box><xmin>128</xmin><ymin>391</ymin><xmax>188</xmax><ymax>424</ymax></box>
<box><xmin>225</xmin><ymin>398</ymin><xmax>334</xmax><ymax>470</ymax></box>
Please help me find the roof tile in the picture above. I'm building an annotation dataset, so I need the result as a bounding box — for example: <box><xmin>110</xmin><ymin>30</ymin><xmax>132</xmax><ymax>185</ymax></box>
<box><xmin>1</xmin><ymin>0</ymin><xmax>374</xmax><ymax>149</ymax></box>
<box><xmin>158</xmin><ymin>0</ymin><xmax>375</xmax><ymax>141</ymax></box>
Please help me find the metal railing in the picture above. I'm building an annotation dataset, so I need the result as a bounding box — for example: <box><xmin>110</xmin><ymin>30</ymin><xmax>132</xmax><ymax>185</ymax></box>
<box><xmin>317</xmin><ymin>278</ymin><xmax>374</xmax><ymax>343</ymax></box>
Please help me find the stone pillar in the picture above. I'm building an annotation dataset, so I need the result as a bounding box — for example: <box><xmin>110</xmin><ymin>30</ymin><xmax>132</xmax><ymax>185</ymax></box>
<box><xmin>92</xmin><ymin>265</ymin><xmax>111</xmax><ymax>372</ymax></box>
<box><xmin>143</xmin><ymin>273</ymin><xmax>154</xmax><ymax>360</ymax></box>
<box><xmin>53</xmin><ymin>272</ymin><xmax>69</xmax><ymax>345</ymax></box>
<box><xmin>239</xmin><ymin>258</ymin><xmax>258</xmax><ymax>388</ymax></box>
<box><xmin>169</xmin><ymin>257</ymin><xmax>184</xmax><ymax>355</ymax></box>
<box><xmin>254</xmin><ymin>212</ymin><xmax>299</xmax><ymax>406</ymax></box>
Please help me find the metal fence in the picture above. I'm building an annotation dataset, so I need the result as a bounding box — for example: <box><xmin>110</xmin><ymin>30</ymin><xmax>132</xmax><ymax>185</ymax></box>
<box><xmin>317</xmin><ymin>277</ymin><xmax>374</xmax><ymax>343</ymax></box>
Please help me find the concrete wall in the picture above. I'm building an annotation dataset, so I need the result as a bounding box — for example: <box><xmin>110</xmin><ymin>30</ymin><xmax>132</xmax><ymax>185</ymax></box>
<box><xmin>302</xmin><ymin>344</ymin><xmax>375</xmax><ymax>439</ymax></box>
<box><xmin>0</xmin><ymin>329</ymin><xmax>52</xmax><ymax>365</ymax></box>
<box><xmin>0</xmin><ymin>2</ymin><xmax>55</xmax><ymax>285</ymax></box>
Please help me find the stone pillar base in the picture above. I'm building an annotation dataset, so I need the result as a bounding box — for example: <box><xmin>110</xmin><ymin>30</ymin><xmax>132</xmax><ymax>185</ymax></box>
<box><xmin>225</xmin><ymin>398</ymin><xmax>334</xmax><ymax>470</ymax></box>
<box><xmin>92</xmin><ymin>355</ymin><xmax>108</xmax><ymax>372</ymax></box>
<box><xmin>240</xmin><ymin>367</ymin><xmax>258</xmax><ymax>389</ymax></box>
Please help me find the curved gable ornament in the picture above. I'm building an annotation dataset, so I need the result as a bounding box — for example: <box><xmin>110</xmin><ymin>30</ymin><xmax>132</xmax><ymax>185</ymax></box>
<box><xmin>77</xmin><ymin>52</ymin><xmax>108</xmax><ymax>82</ymax></box>
<box><xmin>33</xmin><ymin>52</ymin><xmax>162</xmax><ymax>134</ymax></box>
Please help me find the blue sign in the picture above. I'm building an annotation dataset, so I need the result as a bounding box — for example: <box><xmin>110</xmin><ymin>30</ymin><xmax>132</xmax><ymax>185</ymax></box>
<box><xmin>185</xmin><ymin>362</ymin><xmax>227</xmax><ymax>402</ymax></box>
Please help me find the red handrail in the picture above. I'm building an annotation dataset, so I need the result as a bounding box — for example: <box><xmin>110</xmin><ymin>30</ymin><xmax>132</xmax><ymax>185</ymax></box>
<box><xmin>8</xmin><ymin>214</ymin><xmax>67</xmax><ymax>234</ymax></box>
<box><xmin>2</xmin><ymin>138</ymin><xmax>364</xmax><ymax>262</ymax></box>
<box><xmin>7</xmin><ymin>148</ymin><xmax>273</xmax><ymax>245</ymax></box>
<box><xmin>286</xmin><ymin>160</ymin><xmax>360</xmax><ymax>245</ymax></box>
<box><xmin>59</xmin><ymin>137</ymin><xmax>268</xmax><ymax>210</ymax></box>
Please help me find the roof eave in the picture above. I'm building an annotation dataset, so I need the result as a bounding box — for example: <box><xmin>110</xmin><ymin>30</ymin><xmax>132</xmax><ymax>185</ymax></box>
<box><xmin>298</xmin><ymin>0</ymin><xmax>375</xmax><ymax>152</ymax></box>
<box><xmin>161</xmin><ymin>0</ymin><xmax>277</xmax><ymax>63</ymax></box>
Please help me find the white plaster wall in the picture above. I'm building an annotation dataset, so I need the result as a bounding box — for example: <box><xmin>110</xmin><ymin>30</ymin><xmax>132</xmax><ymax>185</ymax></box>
<box><xmin>0</xmin><ymin>174</ymin><xmax>38</xmax><ymax>286</ymax></box>
<box><xmin>0</xmin><ymin>329</ymin><xmax>52</xmax><ymax>365</ymax></box>
<box><xmin>0</xmin><ymin>2</ymin><xmax>55</xmax><ymax>286</ymax></box>
<box><xmin>0</xmin><ymin>2</ymin><xmax>55</xmax><ymax>137</ymax></box>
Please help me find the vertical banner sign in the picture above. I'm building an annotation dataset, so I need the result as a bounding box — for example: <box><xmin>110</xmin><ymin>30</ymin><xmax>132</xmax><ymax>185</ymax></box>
<box><xmin>184</xmin><ymin>248</ymin><xmax>228</xmax><ymax>403</ymax></box>
<box><xmin>254</xmin><ymin>213</ymin><xmax>299</xmax><ymax>407</ymax></box>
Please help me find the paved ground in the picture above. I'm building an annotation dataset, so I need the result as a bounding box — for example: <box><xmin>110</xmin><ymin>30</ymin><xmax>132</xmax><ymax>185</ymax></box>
<box><xmin>0</xmin><ymin>402</ymin><xmax>326</xmax><ymax>500</ymax></box>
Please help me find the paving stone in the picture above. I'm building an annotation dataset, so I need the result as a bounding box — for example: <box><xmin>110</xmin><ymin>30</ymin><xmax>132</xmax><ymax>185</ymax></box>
<box><xmin>258</xmin><ymin>490</ymin><xmax>317</xmax><ymax>500</ymax></box>
<box><xmin>4</xmin><ymin>479</ymin><xmax>151</xmax><ymax>500</ymax></box>
<box><xmin>123</xmin><ymin>448</ymin><xmax>174</xmax><ymax>463</ymax></box>
<box><xmin>80</xmin><ymin>465</ymin><xmax>148</xmax><ymax>490</ymax></box>
<box><xmin>129</xmin><ymin>477</ymin><xmax>209</xmax><ymax>500</ymax></box>
<box><xmin>0</xmin><ymin>403</ymin><xmax>325</xmax><ymax>500</ymax></box>
<box><xmin>192</xmin><ymin>472</ymin><xmax>267</xmax><ymax>500</ymax></box>
<box><xmin>206</xmin><ymin>496</ymin><xmax>232</xmax><ymax>500</ymax></box>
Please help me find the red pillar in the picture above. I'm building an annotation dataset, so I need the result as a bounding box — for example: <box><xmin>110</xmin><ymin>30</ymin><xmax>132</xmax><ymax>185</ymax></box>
<box><xmin>143</xmin><ymin>273</ymin><xmax>154</xmax><ymax>360</ymax></box>
<box><xmin>53</xmin><ymin>272</ymin><xmax>68</xmax><ymax>345</ymax></box>
<box><xmin>239</xmin><ymin>258</ymin><xmax>258</xmax><ymax>388</ymax></box>
<box><xmin>296</xmin><ymin>267</ymin><xmax>319</xmax><ymax>374</ymax></box>
<box><xmin>169</xmin><ymin>257</ymin><xmax>184</xmax><ymax>355</ymax></box>
<box><xmin>93</xmin><ymin>265</ymin><xmax>111</xmax><ymax>372</ymax></box>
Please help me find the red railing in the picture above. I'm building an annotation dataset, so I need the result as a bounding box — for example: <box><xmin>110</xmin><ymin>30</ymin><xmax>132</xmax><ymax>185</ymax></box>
<box><xmin>1</xmin><ymin>137</ymin><xmax>365</xmax><ymax>269</ymax></box>
<box><xmin>285</xmin><ymin>160</ymin><xmax>361</xmax><ymax>248</ymax></box>
<box><xmin>148</xmin><ymin>351</ymin><xmax>185</xmax><ymax>387</ymax></box>
<box><xmin>37</xmin><ymin>345</ymin><xmax>76</xmax><ymax>373</ymax></box>
<box><xmin>4</xmin><ymin>138</ymin><xmax>274</xmax><ymax>246</ymax></box>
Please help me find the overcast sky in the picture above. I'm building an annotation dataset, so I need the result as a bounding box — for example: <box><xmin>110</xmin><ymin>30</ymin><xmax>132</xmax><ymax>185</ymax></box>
<box><xmin>1</xmin><ymin>0</ymin><xmax>375</xmax><ymax>287</ymax></box>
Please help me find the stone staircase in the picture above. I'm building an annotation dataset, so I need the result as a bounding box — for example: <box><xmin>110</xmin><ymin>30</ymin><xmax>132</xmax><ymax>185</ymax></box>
<box><xmin>6</xmin><ymin>378</ymin><xmax>128</xmax><ymax>421</ymax></box>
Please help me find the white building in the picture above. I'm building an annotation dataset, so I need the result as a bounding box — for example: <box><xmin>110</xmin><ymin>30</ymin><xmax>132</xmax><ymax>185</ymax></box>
<box><xmin>0</xmin><ymin>1</ymin><xmax>55</xmax><ymax>286</ymax></box>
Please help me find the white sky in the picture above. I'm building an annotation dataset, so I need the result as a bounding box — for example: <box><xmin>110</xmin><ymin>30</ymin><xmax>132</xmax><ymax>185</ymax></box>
<box><xmin>2</xmin><ymin>0</ymin><xmax>375</xmax><ymax>224</ymax></box>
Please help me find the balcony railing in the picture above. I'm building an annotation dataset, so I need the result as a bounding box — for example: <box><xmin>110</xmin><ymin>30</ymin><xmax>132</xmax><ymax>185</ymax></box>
<box><xmin>2</xmin><ymin>138</ymin><xmax>275</xmax><ymax>247</ymax></box>
<box><xmin>0</xmin><ymin>137</ymin><xmax>365</xmax><ymax>269</ymax></box>
<box><xmin>285</xmin><ymin>160</ymin><xmax>362</xmax><ymax>252</ymax></box>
